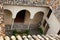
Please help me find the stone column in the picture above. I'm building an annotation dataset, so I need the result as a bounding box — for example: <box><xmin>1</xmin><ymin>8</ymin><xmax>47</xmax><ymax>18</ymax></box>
<box><xmin>28</xmin><ymin>19</ymin><xmax>32</xmax><ymax>29</ymax></box>
<box><xmin>11</xmin><ymin>18</ymin><xmax>15</xmax><ymax>30</ymax></box>
<box><xmin>0</xmin><ymin>4</ymin><xmax>5</xmax><ymax>36</ymax></box>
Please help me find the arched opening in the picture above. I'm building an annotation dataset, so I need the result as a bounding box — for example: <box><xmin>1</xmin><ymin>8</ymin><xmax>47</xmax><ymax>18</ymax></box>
<box><xmin>4</xmin><ymin>9</ymin><xmax>12</xmax><ymax>25</ymax></box>
<box><xmin>14</xmin><ymin>10</ymin><xmax>30</xmax><ymax>30</ymax></box>
<box><xmin>4</xmin><ymin>9</ymin><xmax>13</xmax><ymax>35</ymax></box>
<box><xmin>14</xmin><ymin>10</ymin><xmax>30</xmax><ymax>24</ymax></box>
<box><xmin>14</xmin><ymin>10</ymin><xmax>25</xmax><ymax>23</ymax></box>
<box><xmin>31</xmin><ymin>12</ymin><xmax>44</xmax><ymax>28</ymax></box>
<box><xmin>29</xmin><ymin>12</ymin><xmax>44</xmax><ymax>34</ymax></box>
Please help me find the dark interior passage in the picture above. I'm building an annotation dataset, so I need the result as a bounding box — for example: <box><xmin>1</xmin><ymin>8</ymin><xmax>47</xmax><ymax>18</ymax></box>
<box><xmin>14</xmin><ymin>10</ymin><xmax>26</xmax><ymax>23</ymax></box>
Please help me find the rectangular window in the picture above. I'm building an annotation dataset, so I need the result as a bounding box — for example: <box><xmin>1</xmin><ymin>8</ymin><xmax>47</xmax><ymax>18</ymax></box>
<box><xmin>58</xmin><ymin>30</ymin><xmax>60</xmax><ymax>35</ymax></box>
<box><xmin>44</xmin><ymin>23</ymin><xmax>49</xmax><ymax>34</ymax></box>
<box><xmin>43</xmin><ymin>20</ymin><xmax>46</xmax><ymax>27</ymax></box>
<box><xmin>47</xmin><ymin>9</ymin><xmax>52</xmax><ymax>18</ymax></box>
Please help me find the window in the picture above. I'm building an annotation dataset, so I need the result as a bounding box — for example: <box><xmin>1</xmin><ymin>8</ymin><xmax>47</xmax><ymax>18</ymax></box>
<box><xmin>47</xmin><ymin>9</ymin><xmax>52</xmax><ymax>18</ymax></box>
<box><xmin>58</xmin><ymin>30</ymin><xmax>60</xmax><ymax>35</ymax></box>
<box><xmin>43</xmin><ymin>20</ymin><xmax>46</xmax><ymax>27</ymax></box>
<box><xmin>44</xmin><ymin>23</ymin><xmax>49</xmax><ymax>34</ymax></box>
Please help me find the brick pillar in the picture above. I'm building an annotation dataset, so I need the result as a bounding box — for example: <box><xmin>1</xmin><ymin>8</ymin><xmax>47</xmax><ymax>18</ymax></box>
<box><xmin>0</xmin><ymin>4</ymin><xmax>5</xmax><ymax>37</ymax></box>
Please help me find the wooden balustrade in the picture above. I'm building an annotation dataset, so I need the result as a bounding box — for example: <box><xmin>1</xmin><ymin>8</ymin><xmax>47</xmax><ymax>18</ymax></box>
<box><xmin>0</xmin><ymin>34</ymin><xmax>59</xmax><ymax>40</ymax></box>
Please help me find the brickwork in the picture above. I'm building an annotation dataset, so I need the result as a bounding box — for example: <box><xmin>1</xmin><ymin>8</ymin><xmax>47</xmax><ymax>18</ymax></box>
<box><xmin>0</xmin><ymin>4</ymin><xmax>5</xmax><ymax>36</ymax></box>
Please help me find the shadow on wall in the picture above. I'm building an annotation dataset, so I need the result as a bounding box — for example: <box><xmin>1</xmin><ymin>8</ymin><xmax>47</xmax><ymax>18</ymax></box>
<box><xmin>4</xmin><ymin>9</ymin><xmax>12</xmax><ymax>25</ymax></box>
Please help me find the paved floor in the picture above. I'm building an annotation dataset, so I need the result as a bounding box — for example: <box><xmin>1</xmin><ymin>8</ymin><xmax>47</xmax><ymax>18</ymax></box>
<box><xmin>29</xmin><ymin>28</ymin><xmax>41</xmax><ymax>35</ymax></box>
<box><xmin>5</xmin><ymin>24</ymin><xmax>41</xmax><ymax>36</ymax></box>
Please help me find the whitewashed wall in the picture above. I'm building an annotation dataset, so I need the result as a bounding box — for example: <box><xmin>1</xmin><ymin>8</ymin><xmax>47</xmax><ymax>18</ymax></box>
<box><xmin>47</xmin><ymin>13</ymin><xmax>60</xmax><ymax>34</ymax></box>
